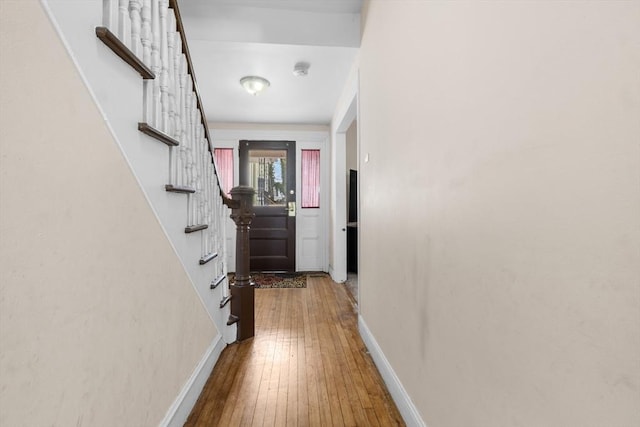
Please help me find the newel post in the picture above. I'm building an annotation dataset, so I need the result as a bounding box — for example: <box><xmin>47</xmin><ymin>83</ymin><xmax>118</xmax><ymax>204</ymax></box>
<box><xmin>229</xmin><ymin>186</ymin><xmax>255</xmax><ymax>341</ymax></box>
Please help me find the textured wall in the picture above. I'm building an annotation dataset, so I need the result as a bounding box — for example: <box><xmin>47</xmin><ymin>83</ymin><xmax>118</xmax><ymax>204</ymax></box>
<box><xmin>0</xmin><ymin>2</ymin><xmax>218</xmax><ymax>425</ymax></box>
<box><xmin>357</xmin><ymin>1</ymin><xmax>640</xmax><ymax>426</ymax></box>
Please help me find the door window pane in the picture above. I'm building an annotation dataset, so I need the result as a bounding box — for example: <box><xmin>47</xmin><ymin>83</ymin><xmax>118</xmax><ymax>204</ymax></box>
<box><xmin>301</xmin><ymin>149</ymin><xmax>320</xmax><ymax>208</ymax></box>
<box><xmin>248</xmin><ymin>149</ymin><xmax>287</xmax><ymax>206</ymax></box>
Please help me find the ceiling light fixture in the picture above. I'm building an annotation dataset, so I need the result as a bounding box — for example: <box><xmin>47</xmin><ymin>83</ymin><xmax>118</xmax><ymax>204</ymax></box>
<box><xmin>293</xmin><ymin>62</ymin><xmax>310</xmax><ymax>77</ymax></box>
<box><xmin>240</xmin><ymin>76</ymin><xmax>270</xmax><ymax>96</ymax></box>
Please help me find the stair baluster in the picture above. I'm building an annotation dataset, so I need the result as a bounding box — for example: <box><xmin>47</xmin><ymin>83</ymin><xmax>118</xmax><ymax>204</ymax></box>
<box><xmin>129</xmin><ymin>0</ymin><xmax>142</xmax><ymax>56</ymax></box>
<box><xmin>103</xmin><ymin>0</ymin><xmax>118</xmax><ymax>30</ymax></box>
<box><xmin>159</xmin><ymin>0</ymin><xmax>170</xmax><ymax>134</ymax></box>
<box><xmin>118</xmin><ymin>0</ymin><xmax>131</xmax><ymax>48</ymax></box>
<box><xmin>141</xmin><ymin>0</ymin><xmax>153</xmax><ymax>125</ymax></box>
<box><xmin>150</xmin><ymin>0</ymin><xmax>161</xmax><ymax>128</ymax></box>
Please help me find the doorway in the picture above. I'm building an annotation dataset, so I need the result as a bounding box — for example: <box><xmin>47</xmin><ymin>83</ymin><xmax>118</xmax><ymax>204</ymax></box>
<box><xmin>239</xmin><ymin>140</ymin><xmax>296</xmax><ymax>272</ymax></box>
<box><xmin>345</xmin><ymin>120</ymin><xmax>358</xmax><ymax>303</ymax></box>
<box><xmin>331</xmin><ymin>83</ymin><xmax>358</xmax><ymax>296</ymax></box>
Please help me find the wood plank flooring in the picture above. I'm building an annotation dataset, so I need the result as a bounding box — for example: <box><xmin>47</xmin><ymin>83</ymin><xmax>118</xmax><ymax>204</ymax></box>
<box><xmin>185</xmin><ymin>275</ymin><xmax>405</xmax><ymax>427</ymax></box>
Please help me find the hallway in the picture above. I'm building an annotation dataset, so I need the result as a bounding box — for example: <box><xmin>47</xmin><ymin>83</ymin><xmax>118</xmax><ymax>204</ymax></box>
<box><xmin>185</xmin><ymin>276</ymin><xmax>404</xmax><ymax>426</ymax></box>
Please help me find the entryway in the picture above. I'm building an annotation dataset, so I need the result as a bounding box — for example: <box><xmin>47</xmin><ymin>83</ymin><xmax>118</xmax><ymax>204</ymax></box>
<box><xmin>239</xmin><ymin>140</ymin><xmax>296</xmax><ymax>272</ymax></box>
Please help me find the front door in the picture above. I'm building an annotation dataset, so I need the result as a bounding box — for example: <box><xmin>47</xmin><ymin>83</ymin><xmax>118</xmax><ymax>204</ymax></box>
<box><xmin>239</xmin><ymin>140</ymin><xmax>296</xmax><ymax>272</ymax></box>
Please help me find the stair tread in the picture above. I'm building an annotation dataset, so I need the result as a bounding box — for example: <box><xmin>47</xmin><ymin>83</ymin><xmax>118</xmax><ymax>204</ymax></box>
<box><xmin>95</xmin><ymin>26</ymin><xmax>154</xmax><ymax>79</ymax></box>
<box><xmin>138</xmin><ymin>122</ymin><xmax>179</xmax><ymax>146</ymax></box>
<box><xmin>210</xmin><ymin>274</ymin><xmax>226</xmax><ymax>290</ymax></box>
<box><xmin>200</xmin><ymin>252</ymin><xmax>218</xmax><ymax>265</ymax></box>
<box><xmin>185</xmin><ymin>224</ymin><xmax>208</xmax><ymax>233</ymax></box>
<box><xmin>219</xmin><ymin>295</ymin><xmax>232</xmax><ymax>308</ymax></box>
<box><xmin>165</xmin><ymin>184</ymin><xmax>196</xmax><ymax>194</ymax></box>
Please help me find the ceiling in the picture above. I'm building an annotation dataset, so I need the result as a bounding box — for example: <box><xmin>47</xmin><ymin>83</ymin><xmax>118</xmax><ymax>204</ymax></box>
<box><xmin>179</xmin><ymin>0</ymin><xmax>362</xmax><ymax>125</ymax></box>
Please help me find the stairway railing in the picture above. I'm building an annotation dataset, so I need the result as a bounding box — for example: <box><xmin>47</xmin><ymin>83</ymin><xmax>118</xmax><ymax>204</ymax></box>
<box><xmin>97</xmin><ymin>0</ymin><xmax>255</xmax><ymax>341</ymax></box>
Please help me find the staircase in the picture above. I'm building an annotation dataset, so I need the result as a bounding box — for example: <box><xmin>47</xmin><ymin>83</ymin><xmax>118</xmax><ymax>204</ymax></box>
<box><xmin>43</xmin><ymin>0</ymin><xmax>240</xmax><ymax>343</ymax></box>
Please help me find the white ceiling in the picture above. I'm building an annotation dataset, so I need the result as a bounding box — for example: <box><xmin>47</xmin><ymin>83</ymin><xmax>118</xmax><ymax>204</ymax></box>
<box><xmin>179</xmin><ymin>0</ymin><xmax>362</xmax><ymax>125</ymax></box>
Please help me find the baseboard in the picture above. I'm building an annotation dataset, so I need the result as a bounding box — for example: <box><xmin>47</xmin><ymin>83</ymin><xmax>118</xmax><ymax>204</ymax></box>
<box><xmin>159</xmin><ymin>334</ymin><xmax>226</xmax><ymax>427</ymax></box>
<box><xmin>358</xmin><ymin>316</ymin><xmax>427</xmax><ymax>427</ymax></box>
<box><xmin>328</xmin><ymin>265</ymin><xmax>346</xmax><ymax>283</ymax></box>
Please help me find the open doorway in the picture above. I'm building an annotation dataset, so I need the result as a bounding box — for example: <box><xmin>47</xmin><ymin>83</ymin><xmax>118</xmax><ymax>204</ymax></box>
<box><xmin>330</xmin><ymin>71</ymin><xmax>358</xmax><ymax>297</ymax></box>
<box><xmin>345</xmin><ymin>120</ymin><xmax>359</xmax><ymax>303</ymax></box>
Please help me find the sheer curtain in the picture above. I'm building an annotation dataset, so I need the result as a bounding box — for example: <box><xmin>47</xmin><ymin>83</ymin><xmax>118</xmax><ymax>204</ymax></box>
<box><xmin>301</xmin><ymin>149</ymin><xmax>320</xmax><ymax>208</ymax></box>
<box><xmin>213</xmin><ymin>148</ymin><xmax>234</xmax><ymax>196</ymax></box>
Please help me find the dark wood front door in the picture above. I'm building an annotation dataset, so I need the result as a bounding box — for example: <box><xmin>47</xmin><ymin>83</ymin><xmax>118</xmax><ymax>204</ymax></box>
<box><xmin>239</xmin><ymin>140</ymin><xmax>296</xmax><ymax>272</ymax></box>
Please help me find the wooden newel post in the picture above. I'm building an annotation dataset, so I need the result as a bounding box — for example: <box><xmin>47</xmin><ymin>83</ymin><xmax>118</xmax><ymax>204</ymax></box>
<box><xmin>229</xmin><ymin>185</ymin><xmax>255</xmax><ymax>341</ymax></box>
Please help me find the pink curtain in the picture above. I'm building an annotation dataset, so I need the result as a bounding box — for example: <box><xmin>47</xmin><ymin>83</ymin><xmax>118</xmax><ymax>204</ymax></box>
<box><xmin>301</xmin><ymin>149</ymin><xmax>320</xmax><ymax>208</ymax></box>
<box><xmin>214</xmin><ymin>148</ymin><xmax>234</xmax><ymax>196</ymax></box>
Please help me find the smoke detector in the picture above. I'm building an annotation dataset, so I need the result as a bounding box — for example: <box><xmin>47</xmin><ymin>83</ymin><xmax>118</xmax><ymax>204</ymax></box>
<box><xmin>293</xmin><ymin>62</ymin><xmax>310</xmax><ymax>77</ymax></box>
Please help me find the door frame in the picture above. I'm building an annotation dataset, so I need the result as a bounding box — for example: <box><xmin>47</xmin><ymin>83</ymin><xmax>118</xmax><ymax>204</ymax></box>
<box><xmin>330</xmin><ymin>72</ymin><xmax>359</xmax><ymax>284</ymax></box>
<box><xmin>239</xmin><ymin>140</ymin><xmax>296</xmax><ymax>272</ymax></box>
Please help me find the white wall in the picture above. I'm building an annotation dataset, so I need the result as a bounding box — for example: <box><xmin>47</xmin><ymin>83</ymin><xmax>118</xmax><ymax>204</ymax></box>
<box><xmin>356</xmin><ymin>1</ymin><xmax>640</xmax><ymax>426</ymax></box>
<box><xmin>0</xmin><ymin>2</ymin><xmax>218</xmax><ymax>425</ymax></box>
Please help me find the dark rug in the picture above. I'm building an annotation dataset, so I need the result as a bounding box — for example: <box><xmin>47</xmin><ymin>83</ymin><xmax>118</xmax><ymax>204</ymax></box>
<box><xmin>229</xmin><ymin>272</ymin><xmax>307</xmax><ymax>288</ymax></box>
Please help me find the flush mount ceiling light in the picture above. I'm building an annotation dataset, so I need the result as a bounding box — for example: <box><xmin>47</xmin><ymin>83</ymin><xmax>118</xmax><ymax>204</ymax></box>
<box><xmin>240</xmin><ymin>76</ymin><xmax>270</xmax><ymax>96</ymax></box>
<box><xmin>293</xmin><ymin>61</ymin><xmax>310</xmax><ymax>77</ymax></box>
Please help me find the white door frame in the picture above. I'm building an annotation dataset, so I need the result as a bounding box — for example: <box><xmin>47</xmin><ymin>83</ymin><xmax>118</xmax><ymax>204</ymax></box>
<box><xmin>330</xmin><ymin>73</ymin><xmax>358</xmax><ymax>283</ymax></box>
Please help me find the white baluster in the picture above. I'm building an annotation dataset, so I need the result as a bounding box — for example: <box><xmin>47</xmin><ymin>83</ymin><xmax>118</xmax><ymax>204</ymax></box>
<box><xmin>178</xmin><ymin>59</ymin><xmax>187</xmax><ymax>187</ymax></box>
<box><xmin>173</xmin><ymin>32</ymin><xmax>183</xmax><ymax>139</ymax></box>
<box><xmin>140</xmin><ymin>0</ymin><xmax>153</xmax><ymax>124</ymax></box>
<box><xmin>178</xmin><ymin>56</ymin><xmax>188</xmax><ymax>187</ymax></box>
<box><xmin>159</xmin><ymin>0</ymin><xmax>170</xmax><ymax>133</ymax></box>
<box><xmin>194</xmin><ymin>109</ymin><xmax>202</xmax><ymax>228</ymax></box>
<box><xmin>103</xmin><ymin>0</ymin><xmax>119</xmax><ymax>30</ymax></box>
<box><xmin>187</xmin><ymin>90</ymin><xmax>195</xmax><ymax>189</ymax></box>
<box><xmin>196</xmin><ymin>123</ymin><xmax>204</xmax><ymax>226</ymax></box>
<box><xmin>186</xmin><ymin>83</ymin><xmax>196</xmax><ymax>225</ymax></box>
<box><xmin>203</xmin><ymin>137</ymin><xmax>209</xmax><ymax>231</ymax></box>
<box><xmin>167</xmin><ymin>147</ymin><xmax>173</xmax><ymax>186</ymax></box>
<box><xmin>167</xmin><ymin>13</ymin><xmax>177</xmax><ymax>139</ymax></box>
<box><xmin>204</xmin><ymin>166</ymin><xmax>210</xmax><ymax>239</ymax></box>
<box><xmin>167</xmin><ymin>34</ymin><xmax>180</xmax><ymax>186</ymax></box>
<box><xmin>151</xmin><ymin>0</ymin><xmax>161</xmax><ymax>128</ymax></box>
<box><xmin>200</xmin><ymin>196</ymin><xmax>205</xmax><ymax>256</ymax></box>
<box><xmin>129</xmin><ymin>0</ymin><xmax>142</xmax><ymax>56</ymax></box>
<box><xmin>209</xmin><ymin>170</ymin><xmax>215</xmax><ymax>255</ymax></box>
<box><xmin>118</xmin><ymin>0</ymin><xmax>131</xmax><ymax>48</ymax></box>
<box><xmin>187</xmin><ymin>194</ymin><xmax>194</xmax><ymax>228</ymax></box>
<box><xmin>140</xmin><ymin>0</ymin><xmax>152</xmax><ymax>65</ymax></box>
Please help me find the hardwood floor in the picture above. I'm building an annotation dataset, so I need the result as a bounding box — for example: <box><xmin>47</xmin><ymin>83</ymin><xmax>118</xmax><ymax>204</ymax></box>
<box><xmin>185</xmin><ymin>275</ymin><xmax>405</xmax><ymax>427</ymax></box>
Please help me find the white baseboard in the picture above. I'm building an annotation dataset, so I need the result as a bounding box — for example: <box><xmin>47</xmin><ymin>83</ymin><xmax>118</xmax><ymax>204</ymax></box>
<box><xmin>159</xmin><ymin>334</ymin><xmax>226</xmax><ymax>427</ymax></box>
<box><xmin>358</xmin><ymin>316</ymin><xmax>427</xmax><ymax>427</ymax></box>
<box><xmin>329</xmin><ymin>265</ymin><xmax>346</xmax><ymax>283</ymax></box>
